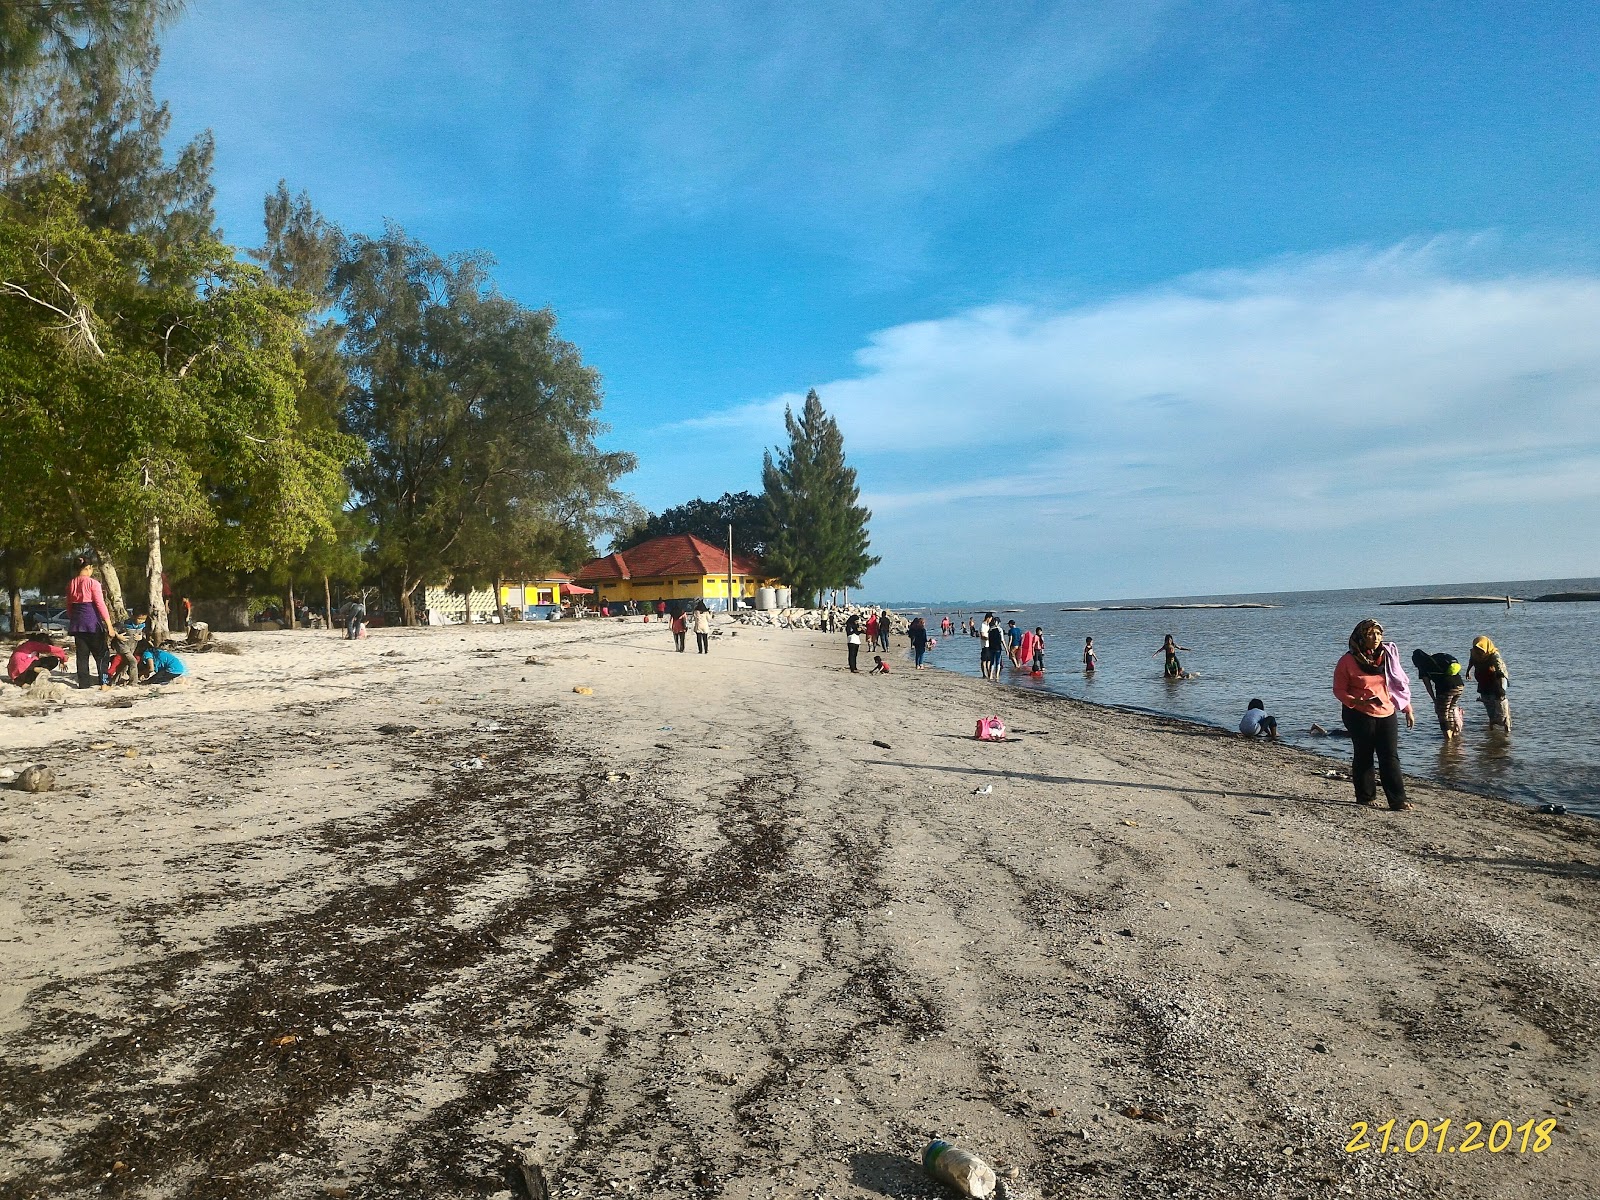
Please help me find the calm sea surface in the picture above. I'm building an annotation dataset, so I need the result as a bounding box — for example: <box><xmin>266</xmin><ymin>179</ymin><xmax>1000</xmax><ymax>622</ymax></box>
<box><xmin>895</xmin><ymin>578</ymin><xmax>1600</xmax><ymax>818</ymax></box>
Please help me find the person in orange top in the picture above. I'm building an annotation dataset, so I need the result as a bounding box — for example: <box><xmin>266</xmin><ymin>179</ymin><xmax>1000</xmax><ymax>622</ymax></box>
<box><xmin>1333</xmin><ymin>618</ymin><xmax>1416</xmax><ymax>810</ymax></box>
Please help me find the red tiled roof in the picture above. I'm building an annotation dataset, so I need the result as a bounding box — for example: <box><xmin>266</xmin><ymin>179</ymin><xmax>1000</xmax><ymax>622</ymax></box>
<box><xmin>575</xmin><ymin>534</ymin><xmax>762</xmax><ymax>582</ymax></box>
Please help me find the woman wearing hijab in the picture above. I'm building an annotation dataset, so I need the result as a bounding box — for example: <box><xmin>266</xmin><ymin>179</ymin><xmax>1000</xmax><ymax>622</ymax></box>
<box><xmin>1333</xmin><ymin>618</ymin><xmax>1416</xmax><ymax>810</ymax></box>
<box><xmin>65</xmin><ymin>556</ymin><xmax>115</xmax><ymax>689</ymax></box>
<box><xmin>1466</xmin><ymin>636</ymin><xmax>1511</xmax><ymax>731</ymax></box>
<box><xmin>908</xmin><ymin>616</ymin><xmax>929</xmax><ymax>669</ymax></box>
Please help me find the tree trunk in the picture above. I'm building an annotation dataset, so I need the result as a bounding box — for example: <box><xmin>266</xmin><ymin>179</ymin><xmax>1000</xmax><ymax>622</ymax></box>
<box><xmin>7</xmin><ymin>581</ymin><xmax>22</xmax><ymax>635</ymax></box>
<box><xmin>494</xmin><ymin>574</ymin><xmax>506</xmax><ymax>624</ymax></box>
<box><xmin>399</xmin><ymin>577</ymin><xmax>418</xmax><ymax>626</ymax></box>
<box><xmin>144</xmin><ymin>512</ymin><xmax>170</xmax><ymax>645</ymax></box>
<box><xmin>462</xmin><ymin>586</ymin><xmax>472</xmax><ymax>626</ymax></box>
<box><xmin>323</xmin><ymin>574</ymin><xmax>333</xmax><ymax>632</ymax></box>
<box><xmin>286</xmin><ymin>577</ymin><xmax>298</xmax><ymax>629</ymax></box>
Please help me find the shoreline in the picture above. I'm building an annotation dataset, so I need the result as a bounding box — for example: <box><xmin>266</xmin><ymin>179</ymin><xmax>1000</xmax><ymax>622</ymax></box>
<box><xmin>913</xmin><ymin>641</ymin><xmax>1577</xmax><ymax>819</ymax></box>
<box><xmin>3</xmin><ymin>620</ymin><xmax>1598</xmax><ymax>1198</ymax></box>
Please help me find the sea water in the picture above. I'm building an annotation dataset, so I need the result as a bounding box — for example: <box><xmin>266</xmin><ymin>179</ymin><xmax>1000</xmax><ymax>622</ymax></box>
<box><xmin>904</xmin><ymin>577</ymin><xmax>1600</xmax><ymax>817</ymax></box>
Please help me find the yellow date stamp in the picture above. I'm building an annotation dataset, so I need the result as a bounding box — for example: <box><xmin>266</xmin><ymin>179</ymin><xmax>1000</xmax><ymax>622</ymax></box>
<box><xmin>1346</xmin><ymin>1118</ymin><xmax>1558</xmax><ymax>1155</ymax></box>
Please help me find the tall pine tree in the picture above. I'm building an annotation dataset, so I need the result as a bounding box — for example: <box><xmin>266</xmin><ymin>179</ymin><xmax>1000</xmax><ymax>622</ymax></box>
<box><xmin>760</xmin><ymin>389</ymin><xmax>878</xmax><ymax>607</ymax></box>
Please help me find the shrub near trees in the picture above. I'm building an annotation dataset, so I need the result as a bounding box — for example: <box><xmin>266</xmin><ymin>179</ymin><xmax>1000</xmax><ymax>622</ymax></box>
<box><xmin>0</xmin><ymin>5</ymin><xmax>634</xmax><ymax>629</ymax></box>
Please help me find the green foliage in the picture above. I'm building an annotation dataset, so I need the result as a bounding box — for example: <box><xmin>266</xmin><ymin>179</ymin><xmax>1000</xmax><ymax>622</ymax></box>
<box><xmin>613</xmin><ymin>490</ymin><xmax>769</xmax><ymax>558</ymax></box>
<box><xmin>337</xmin><ymin>225</ymin><xmax>635</xmax><ymax>623</ymax></box>
<box><xmin>0</xmin><ymin>179</ymin><xmax>358</xmax><ymax>601</ymax></box>
<box><xmin>760</xmin><ymin>389</ymin><xmax>878</xmax><ymax>607</ymax></box>
<box><xmin>0</xmin><ymin>1</ymin><xmax>184</xmax><ymax>77</ymax></box>
<box><xmin>1</xmin><ymin>5</ymin><xmax>212</xmax><ymax>252</ymax></box>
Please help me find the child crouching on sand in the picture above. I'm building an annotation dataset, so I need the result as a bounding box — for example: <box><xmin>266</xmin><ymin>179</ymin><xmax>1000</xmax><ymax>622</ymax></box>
<box><xmin>1239</xmin><ymin>698</ymin><xmax>1278</xmax><ymax>739</ymax></box>
<box><xmin>870</xmin><ymin>655</ymin><xmax>890</xmax><ymax>675</ymax></box>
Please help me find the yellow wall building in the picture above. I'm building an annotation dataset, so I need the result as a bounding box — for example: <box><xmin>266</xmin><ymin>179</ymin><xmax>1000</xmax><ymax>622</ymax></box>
<box><xmin>574</xmin><ymin>534</ymin><xmax>776</xmax><ymax>611</ymax></box>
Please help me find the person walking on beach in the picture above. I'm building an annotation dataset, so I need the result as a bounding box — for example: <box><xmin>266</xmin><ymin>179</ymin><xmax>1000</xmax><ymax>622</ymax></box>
<box><xmin>1030</xmin><ymin>627</ymin><xmax>1046</xmax><ymax>674</ymax></box>
<box><xmin>692</xmin><ymin>602</ymin><xmax>712</xmax><ymax>653</ymax></box>
<box><xmin>1412</xmin><ymin>648</ymin><xmax>1466</xmax><ymax>738</ymax></box>
<box><xmin>1006</xmin><ymin>620</ymin><xmax>1022</xmax><ymax>667</ymax></box>
<box><xmin>1154</xmin><ymin>634</ymin><xmax>1190</xmax><ymax>678</ymax></box>
<box><xmin>1333</xmin><ymin>618</ymin><xmax>1416</xmax><ymax>811</ymax></box>
<box><xmin>864</xmin><ymin>611</ymin><xmax>879</xmax><ymax>653</ymax></box>
<box><xmin>845</xmin><ymin>612</ymin><xmax>862</xmax><ymax>672</ymax></box>
<box><xmin>1083</xmin><ymin>636</ymin><xmax>1097</xmax><ymax>674</ymax></box>
<box><xmin>1467</xmin><ymin>636</ymin><xmax>1511</xmax><ymax>730</ymax></box>
<box><xmin>878</xmin><ymin>609</ymin><xmax>893</xmax><ymax>651</ymax></box>
<box><xmin>66</xmin><ymin>556</ymin><xmax>114</xmax><ymax>689</ymax></box>
<box><xmin>670</xmin><ymin>609</ymin><xmax>688</xmax><ymax>652</ymax></box>
<box><xmin>908</xmin><ymin>616</ymin><xmax>929</xmax><ymax>669</ymax></box>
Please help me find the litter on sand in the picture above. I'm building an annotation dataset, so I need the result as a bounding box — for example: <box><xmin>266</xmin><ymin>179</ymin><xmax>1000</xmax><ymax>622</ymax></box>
<box><xmin>923</xmin><ymin>1140</ymin><xmax>996</xmax><ymax>1198</ymax></box>
<box><xmin>972</xmin><ymin>784</ymin><xmax>993</xmax><ymax>795</ymax></box>
<box><xmin>452</xmin><ymin>758</ymin><xmax>487</xmax><ymax>771</ymax></box>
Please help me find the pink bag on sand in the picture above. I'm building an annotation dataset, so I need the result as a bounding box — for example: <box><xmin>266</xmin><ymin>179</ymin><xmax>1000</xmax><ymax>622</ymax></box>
<box><xmin>974</xmin><ymin>716</ymin><xmax>1006</xmax><ymax>741</ymax></box>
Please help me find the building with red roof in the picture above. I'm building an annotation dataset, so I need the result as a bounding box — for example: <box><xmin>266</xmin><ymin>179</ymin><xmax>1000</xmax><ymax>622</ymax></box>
<box><xmin>574</xmin><ymin>534</ymin><xmax>777</xmax><ymax>611</ymax></box>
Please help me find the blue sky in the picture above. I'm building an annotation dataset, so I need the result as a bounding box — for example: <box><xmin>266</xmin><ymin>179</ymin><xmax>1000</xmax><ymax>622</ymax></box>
<box><xmin>156</xmin><ymin>1</ymin><xmax>1600</xmax><ymax>600</ymax></box>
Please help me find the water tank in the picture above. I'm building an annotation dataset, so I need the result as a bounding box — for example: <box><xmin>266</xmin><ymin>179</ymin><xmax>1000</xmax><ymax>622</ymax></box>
<box><xmin>755</xmin><ymin>587</ymin><xmax>777</xmax><ymax>611</ymax></box>
<box><xmin>774</xmin><ymin>587</ymin><xmax>792</xmax><ymax>609</ymax></box>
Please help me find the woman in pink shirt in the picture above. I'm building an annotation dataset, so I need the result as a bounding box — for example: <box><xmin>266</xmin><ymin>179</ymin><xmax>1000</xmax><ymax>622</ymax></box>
<box><xmin>66</xmin><ymin>556</ymin><xmax>115</xmax><ymax>689</ymax></box>
<box><xmin>1333</xmin><ymin>618</ymin><xmax>1416</xmax><ymax>810</ymax></box>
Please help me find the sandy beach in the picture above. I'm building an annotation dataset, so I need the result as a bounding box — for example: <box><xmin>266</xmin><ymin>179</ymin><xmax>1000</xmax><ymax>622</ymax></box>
<box><xmin>1</xmin><ymin>619</ymin><xmax>1597</xmax><ymax>1200</ymax></box>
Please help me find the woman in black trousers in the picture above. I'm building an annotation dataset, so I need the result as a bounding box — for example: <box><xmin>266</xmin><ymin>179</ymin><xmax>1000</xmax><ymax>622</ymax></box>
<box><xmin>1333</xmin><ymin>619</ymin><xmax>1416</xmax><ymax>810</ymax></box>
<box><xmin>845</xmin><ymin>613</ymin><xmax>862</xmax><ymax>672</ymax></box>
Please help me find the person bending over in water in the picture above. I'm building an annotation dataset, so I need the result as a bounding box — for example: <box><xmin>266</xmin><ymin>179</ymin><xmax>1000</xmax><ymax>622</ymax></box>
<box><xmin>1239</xmin><ymin>698</ymin><xmax>1278</xmax><ymax>739</ymax></box>
<box><xmin>1412</xmin><ymin>648</ymin><xmax>1466</xmax><ymax>738</ymax></box>
<box><xmin>1153</xmin><ymin>634</ymin><xmax>1191</xmax><ymax>678</ymax></box>
<box><xmin>1333</xmin><ymin>618</ymin><xmax>1415</xmax><ymax>811</ymax></box>
<box><xmin>1083</xmin><ymin>636</ymin><xmax>1096</xmax><ymax>674</ymax></box>
<box><xmin>1466</xmin><ymin>636</ymin><xmax>1511</xmax><ymax>731</ymax></box>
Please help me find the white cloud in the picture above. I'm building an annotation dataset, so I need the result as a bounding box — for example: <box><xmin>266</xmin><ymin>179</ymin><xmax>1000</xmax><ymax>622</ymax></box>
<box><xmin>694</xmin><ymin>239</ymin><xmax>1600</xmax><ymax>595</ymax></box>
<box><xmin>541</xmin><ymin>0</ymin><xmax>1177</xmax><ymax>226</ymax></box>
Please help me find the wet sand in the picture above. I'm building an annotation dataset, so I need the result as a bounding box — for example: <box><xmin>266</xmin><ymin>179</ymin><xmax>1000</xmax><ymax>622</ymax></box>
<box><xmin>1</xmin><ymin>620</ymin><xmax>1597</xmax><ymax>1199</ymax></box>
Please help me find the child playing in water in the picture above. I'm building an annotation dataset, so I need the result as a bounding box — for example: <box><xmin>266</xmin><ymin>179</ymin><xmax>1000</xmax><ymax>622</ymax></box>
<box><xmin>1239</xmin><ymin>698</ymin><xmax>1278</xmax><ymax>739</ymax></box>
<box><xmin>1154</xmin><ymin>634</ymin><xmax>1191</xmax><ymax>678</ymax></box>
<box><xmin>1083</xmin><ymin>636</ymin><xmax>1096</xmax><ymax>674</ymax></box>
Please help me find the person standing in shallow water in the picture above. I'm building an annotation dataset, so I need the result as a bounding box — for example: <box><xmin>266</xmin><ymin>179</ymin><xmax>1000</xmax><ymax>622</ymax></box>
<box><xmin>1333</xmin><ymin>618</ymin><xmax>1416</xmax><ymax>811</ymax></box>
<box><xmin>1467</xmin><ymin>636</ymin><xmax>1511</xmax><ymax>731</ymax></box>
<box><xmin>1083</xmin><ymin>636</ymin><xmax>1097</xmax><ymax>674</ymax></box>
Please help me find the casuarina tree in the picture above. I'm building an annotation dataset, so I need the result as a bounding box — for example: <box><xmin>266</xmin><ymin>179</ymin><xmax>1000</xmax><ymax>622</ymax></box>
<box><xmin>337</xmin><ymin>225</ymin><xmax>633</xmax><ymax>625</ymax></box>
<box><xmin>760</xmin><ymin>389</ymin><xmax>878</xmax><ymax>607</ymax></box>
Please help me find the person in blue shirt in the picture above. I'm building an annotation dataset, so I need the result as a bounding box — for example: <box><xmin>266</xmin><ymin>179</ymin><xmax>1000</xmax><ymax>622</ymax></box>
<box><xmin>137</xmin><ymin>642</ymin><xmax>188</xmax><ymax>685</ymax></box>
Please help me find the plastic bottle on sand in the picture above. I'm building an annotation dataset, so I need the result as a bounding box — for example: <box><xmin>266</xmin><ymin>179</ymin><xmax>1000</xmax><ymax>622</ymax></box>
<box><xmin>923</xmin><ymin>1140</ymin><xmax>996</xmax><ymax>1198</ymax></box>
